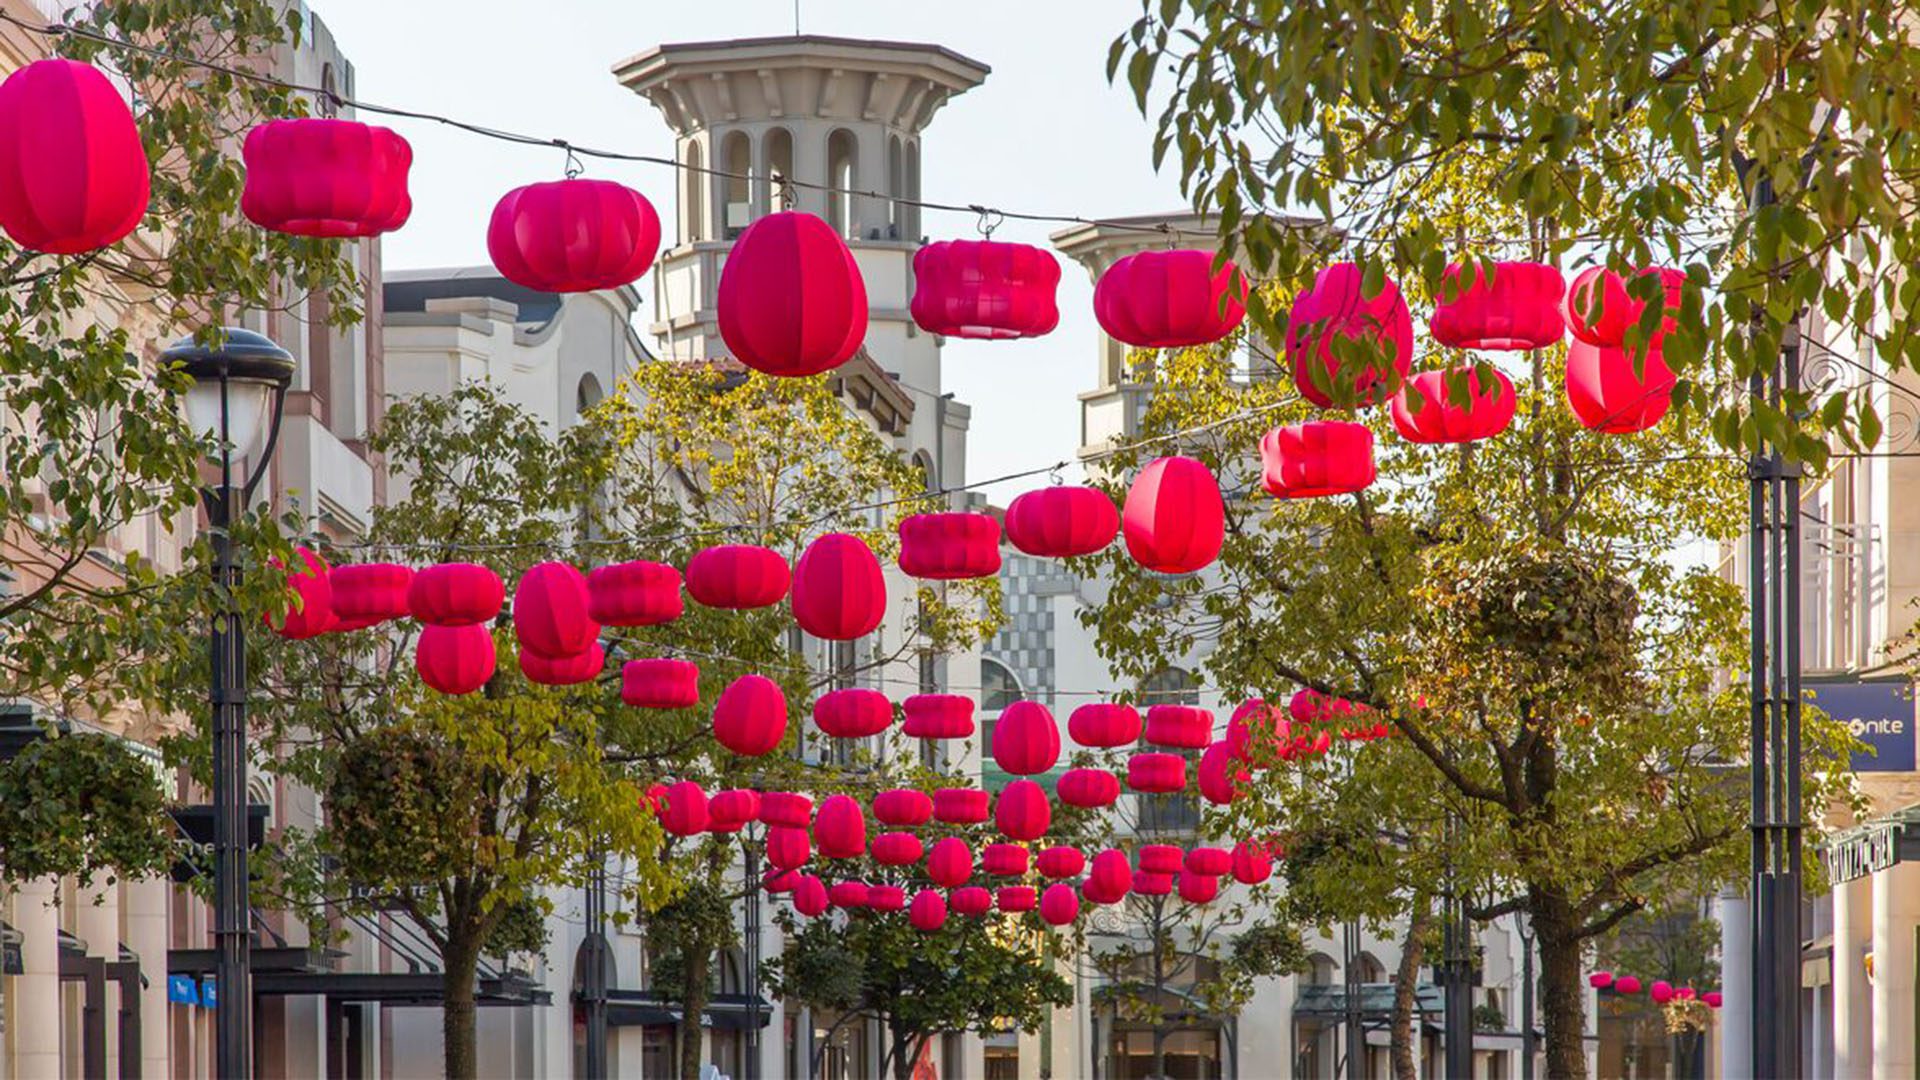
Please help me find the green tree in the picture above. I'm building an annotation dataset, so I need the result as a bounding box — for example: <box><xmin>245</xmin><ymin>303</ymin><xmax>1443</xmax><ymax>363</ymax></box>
<box><xmin>0</xmin><ymin>732</ymin><xmax>175</xmax><ymax>887</ymax></box>
<box><xmin>0</xmin><ymin>1</ymin><xmax>360</xmax><ymax>713</ymax></box>
<box><xmin>1073</xmin><ymin>333</ymin><xmax>1856</xmax><ymax>1077</ymax></box>
<box><xmin>1111</xmin><ymin>0</ymin><xmax>1920</xmax><ymax>461</ymax></box>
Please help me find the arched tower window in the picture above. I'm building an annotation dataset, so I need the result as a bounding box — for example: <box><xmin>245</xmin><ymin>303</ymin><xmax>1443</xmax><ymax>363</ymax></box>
<box><xmin>319</xmin><ymin>63</ymin><xmax>339</xmax><ymax>118</ymax></box>
<box><xmin>887</xmin><ymin>135</ymin><xmax>904</xmax><ymax>239</ymax></box>
<box><xmin>721</xmin><ymin>130</ymin><xmax>753</xmax><ymax>238</ymax></box>
<box><xmin>826</xmin><ymin>129</ymin><xmax>858</xmax><ymax>239</ymax></box>
<box><xmin>765</xmin><ymin>127</ymin><xmax>795</xmax><ymax>213</ymax></box>
<box><xmin>681</xmin><ymin>139</ymin><xmax>705</xmax><ymax>244</ymax></box>
<box><xmin>903</xmin><ymin>140</ymin><xmax>922</xmax><ymax>239</ymax></box>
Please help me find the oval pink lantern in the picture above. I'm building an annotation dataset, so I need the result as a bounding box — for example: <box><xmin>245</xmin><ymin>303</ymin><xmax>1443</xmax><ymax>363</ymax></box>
<box><xmin>1287</xmin><ymin>262</ymin><xmax>1414</xmax><ymax>408</ymax></box>
<box><xmin>1430</xmin><ymin>261</ymin><xmax>1566</xmax><ymax>351</ymax></box>
<box><xmin>909</xmin><ymin>889</ymin><xmax>948</xmax><ymax>932</ymax></box>
<box><xmin>759</xmin><ymin>792</ymin><xmax>814</xmax><ymax>828</ymax></box>
<box><xmin>792</xmin><ymin>533</ymin><xmax>886</xmax><ymax>640</ymax></box>
<box><xmin>1144</xmin><ymin>705</ymin><xmax>1213</xmax><ymax>750</ymax></box>
<box><xmin>1069</xmin><ymin>703</ymin><xmax>1142</xmax><ymax>749</ymax></box>
<box><xmin>828</xmin><ymin>881</ymin><xmax>870</xmax><ymax>910</ymax></box>
<box><xmin>1177</xmin><ymin>871</ymin><xmax>1220</xmax><ymax>904</ymax></box>
<box><xmin>932</xmin><ymin>788</ymin><xmax>990</xmax><ymax>825</ymax></box>
<box><xmin>1133</xmin><ymin>871</ymin><xmax>1174</xmax><ymax>896</ymax></box>
<box><xmin>982</xmin><ymin>843</ymin><xmax>1031</xmax><ymax>877</ymax></box>
<box><xmin>1226</xmin><ymin>700</ymin><xmax>1290</xmax><ymax>764</ymax></box>
<box><xmin>1565</xmin><ymin>339</ymin><xmax>1675</xmax><ymax>435</ymax></box>
<box><xmin>1056</xmin><ymin>768</ymin><xmax>1121</xmax><ymax>809</ymax></box>
<box><xmin>684</xmin><ymin>545</ymin><xmax>790</xmax><ymax>609</ymax></box>
<box><xmin>1122</xmin><ymin>456</ymin><xmax>1225</xmax><ymax>574</ymax></box>
<box><xmin>329</xmin><ymin>563</ymin><xmax>414</xmax><ymax>628</ymax></box>
<box><xmin>873</xmin><ymin>788</ymin><xmax>934</xmax><ymax>826</ymax></box>
<box><xmin>1090</xmin><ymin>849</ymin><xmax>1133</xmax><ymax>897</ymax></box>
<box><xmin>1138</xmin><ymin>844</ymin><xmax>1184</xmax><ymax>875</ymax></box>
<box><xmin>1230</xmin><ymin>840</ymin><xmax>1274</xmax><ymax>885</ymax></box>
<box><xmin>269</xmin><ymin>547</ymin><xmax>336</xmax><ymax>640</ymax></box>
<box><xmin>1589</xmin><ymin>971</ymin><xmax>1614</xmax><ymax>989</ymax></box>
<box><xmin>992</xmin><ymin>701</ymin><xmax>1061</xmax><ymax>775</ymax></box>
<box><xmin>718</xmin><ymin>210</ymin><xmax>868</xmax><ymax>377</ymax></box>
<box><xmin>1127</xmin><ymin>753</ymin><xmax>1187</xmax><ymax>794</ymax></box>
<box><xmin>994</xmin><ymin>780</ymin><xmax>1052</xmax><ymax>842</ymax></box>
<box><xmin>1566</xmin><ymin>266</ymin><xmax>1685</xmax><ymax>348</ymax></box>
<box><xmin>1040</xmin><ymin>883</ymin><xmax>1081</xmax><ymax>926</ymax></box>
<box><xmin>867</xmin><ymin>885</ymin><xmax>906</xmax><ymax>913</ymax></box>
<box><xmin>996</xmin><ymin>886</ymin><xmax>1038</xmax><ymax>913</ymax></box>
<box><xmin>1260</xmin><ymin>422</ymin><xmax>1376</xmax><ymax>500</ymax></box>
<box><xmin>813</xmin><ymin>688</ymin><xmax>894</xmax><ymax>739</ymax></box>
<box><xmin>792</xmin><ymin>875</ymin><xmax>828</xmax><ymax>917</ymax></box>
<box><xmin>1004</xmin><ymin>486</ymin><xmax>1120</xmax><ymax>558</ymax></box>
<box><xmin>1197</xmin><ymin>742</ymin><xmax>1244</xmax><ymax>806</ymax></box>
<box><xmin>1703</xmin><ymin>991</ymin><xmax>1723</xmax><ymax>1009</ymax></box>
<box><xmin>243</xmin><ymin>117</ymin><xmax>411</xmax><ymax>238</ymax></box>
<box><xmin>1037</xmin><ymin>847</ymin><xmax>1086</xmax><ymax>879</ymax></box>
<box><xmin>518</xmin><ymin>643</ymin><xmax>605</xmax><ymax>686</ymax></box>
<box><xmin>513</xmin><ymin>562</ymin><xmax>600</xmax><ymax>659</ymax></box>
<box><xmin>814</xmin><ymin>794</ymin><xmax>867</xmax><ymax>859</ymax></box>
<box><xmin>586</xmin><ymin>561</ymin><xmax>683</xmax><ymax>627</ymax></box>
<box><xmin>713</xmin><ymin>674</ymin><xmax>788</xmax><ymax>756</ymax></box>
<box><xmin>765</xmin><ymin>825</ymin><xmax>811</xmax><ymax>870</ymax></box>
<box><xmin>620</xmin><ymin>659</ymin><xmax>700</xmax><ymax>709</ymax></box>
<box><xmin>1614</xmin><ymin>975</ymin><xmax>1643</xmax><ymax>995</ymax></box>
<box><xmin>927</xmin><ymin>837</ymin><xmax>973</xmax><ymax>888</ymax></box>
<box><xmin>487</xmin><ymin>178</ymin><xmax>660</xmax><ymax>293</ymax></box>
<box><xmin>659</xmin><ymin>781</ymin><xmax>708</xmax><ymax>837</ymax></box>
<box><xmin>708</xmin><ymin>790</ymin><xmax>761</xmax><ymax>833</ymax></box>
<box><xmin>903</xmin><ymin>694</ymin><xmax>975</xmax><ymax>740</ymax></box>
<box><xmin>416</xmin><ymin>623</ymin><xmax>496</xmax><ymax>695</ymax></box>
<box><xmin>0</xmin><ymin>60</ymin><xmax>150</xmax><ymax>254</ymax></box>
<box><xmin>911</xmin><ymin>239</ymin><xmax>1060</xmax><ymax>340</ymax></box>
<box><xmin>872</xmin><ymin>832</ymin><xmax>924</xmax><ymax>866</ymax></box>
<box><xmin>1094</xmin><ymin>249</ymin><xmax>1247</xmax><ymax>348</ymax></box>
<box><xmin>1391</xmin><ymin>366</ymin><xmax>1517</xmax><ymax>444</ymax></box>
<box><xmin>898</xmin><ymin>512</ymin><xmax>1002</xmax><ymax>580</ymax></box>
<box><xmin>1650</xmin><ymin>981</ymin><xmax>1675</xmax><ymax>1004</ymax></box>
<box><xmin>408</xmin><ymin>563</ymin><xmax>504</xmax><ymax>627</ymax></box>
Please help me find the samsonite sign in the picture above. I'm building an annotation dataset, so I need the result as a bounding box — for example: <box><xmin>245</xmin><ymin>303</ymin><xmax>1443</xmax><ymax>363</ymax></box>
<box><xmin>1805</xmin><ymin>677</ymin><xmax>1916</xmax><ymax>773</ymax></box>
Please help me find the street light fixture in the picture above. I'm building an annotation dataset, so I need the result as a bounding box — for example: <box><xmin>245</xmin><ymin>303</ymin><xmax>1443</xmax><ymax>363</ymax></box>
<box><xmin>162</xmin><ymin>326</ymin><xmax>294</xmax><ymax>1080</ymax></box>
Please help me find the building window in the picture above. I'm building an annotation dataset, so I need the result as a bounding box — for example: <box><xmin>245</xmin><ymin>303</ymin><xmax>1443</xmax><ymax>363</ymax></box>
<box><xmin>826</xmin><ymin>129</ymin><xmax>857</xmax><ymax>238</ymax></box>
<box><xmin>1137</xmin><ymin>667</ymin><xmax>1200</xmax><ymax>833</ymax></box>
<box><xmin>575</xmin><ymin>373</ymin><xmax>604</xmax><ymax>418</ymax></box>
<box><xmin>721</xmin><ymin>131</ymin><xmax>753</xmax><ymax>238</ymax></box>
<box><xmin>887</xmin><ymin>135</ymin><xmax>904</xmax><ymax>240</ymax></box>
<box><xmin>682</xmin><ymin>140</ymin><xmax>705</xmax><ymax>244</ymax></box>
<box><xmin>765</xmin><ymin>127</ymin><xmax>795</xmax><ymax>213</ymax></box>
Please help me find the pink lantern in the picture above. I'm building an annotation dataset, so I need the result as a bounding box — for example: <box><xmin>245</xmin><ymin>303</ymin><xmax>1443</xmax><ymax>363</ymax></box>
<box><xmin>992</xmin><ymin>701</ymin><xmax>1062</xmax><ymax>775</ymax></box>
<box><xmin>1056</xmin><ymin>768</ymin><xmax>1121</xmax><ymax>809</ymax></box>
<box><xmin>659</xmin><ymin>781</ymin><xmax>708</xmax><ymax>837</ymax></box>
<box><xmin>1123</xmin><ymin>456</ymin><xmax>1225</xmax><ymax>574</ymax></box>
<box><xmin>1069</xmin><ymin>703</ymin><xmax>1142</xmax><ymax>749</ymax></box>
<box><xmin>867</xmin><ymin>885</ymin><xmax>906</xmax><ymax>913</ymax></box>
<box><xmin>1615</xmin><ymin>976</ymin><xmax>1643</xmax><ymax>995</ymax></box>
<box><xmin>718</xmin><ymin>211</ymin><xmax>868</xmax><ymax>377</ymax></box>
<box><xmin>1197</xmin><ymin>742</ymin><xmax>1245</xmax><ymax>805</ymax></box>
<box><xmin>792</xmin><ymin>875</ymin><xmax>829</xmax><ymax>917</ymax></box>
<box><xmin>951</xmin><ymin>886</ymin><xmax>993</xmax><ymax>917</ymax></box>
<box><xmin>872</xmin><ymin>832</ymin><xmax>925</xmax><ymax>866</ymax></box>
<box><xmin>1430</xmin><ymin>261</ymin><xmax>1566</xmax><ymax>350</ymax></box>
<box><xmin>586</xmin><ymin>561</ymin><xmax>683</xmax><ymax>627</ymax></box>
<box><xmin>903</xmin><ymin>694</ymin><xmax>975</xmax><ymax>740</ymax></box>
<box><xmin>1144</xmin><ymin>704</ymin><xmax>1213</xmax><ymax>749</ymax></box>
<box><xmin>513</xmin><ymin>562</ymin><xmax>600</xmax><ymax>659</ymax></box>
<box><xmin>763</xmin><ymin>869</ymin><xmax>802</xmax><ymax>894</ymax></box>
<box><xmin>1094</xmin><ymin>249</ymin><xmax>1247</xmax><ymax>348</ymax></box>
<box><xmin>487</xmin><ymin>179</ymin><xmax>660</xmax><ymax>293</ymax></box>
<box><xmin>994</xmin><ymin>780</ymin><xmax>1052</xmax><ymax>842</ymax></box>
<box><xmin>829</xmin><ymin>881</ymin><xmax>870</xmax><ymax>910</ymax></box>
<box><xmin>518</xmin><ymin>643</ymin><xmax>605</xmax><ymax>686</ymax></box>
<box><xmin>898</xmin><ymin>513</ymin><xmax>1002</xmax><ymax>580</ymax></box>
<box><xmin>1589</xmin><ymin>971</ymin><xmax>1614</xmax><ymax>989</ymax></box>
<box><xmin>996</xmin><ymin>886</ymin><xmax>1038</xmax><ymax>913</ymax></box>
<box><xmin>269</xmin><ymin>547</ymin><xmax>337</xmax><ymax>640</ymax></box>
<box><xmin>1004</xmin><ymin>486</ymin><xmax>1120</xmax><ymax>558</ymax></box>
<box><xmin>1037</xmin><ymin>847</ymin><xmax>1085</xmax><ymax>879</ymax></box>
<box><xmin>408</xmin><ymin>563</ymin><xmax>504</xmax><ymax>626</ymax></box>
<box><xmin>1230</xmin><ymin>840</ymin><xmax>1274</xmax><ymax>885</ymax></box>
<box><xmin>1286</xmin><ymin>263</ymin><xmax>1414</xmax><ymax>408</ymax></box>
<box><xmin>1040</xmin><ymin>883</ymin><xmax>1081</xmax><ymax>925</ymax></box>
<box><xmin>1565</xmin><ymin>266</ymin><xmax>1686</xmax><ymax>348</ymax></box>
<box><xmin>416</xmin><ymin>624</ymin><xmax>497</xmax><ymax>695</ymax></box>
<box><xmin>927</xmin><ymin>838</ymin><xmax>973</xmax><ymax>888</ymax></box>
<box><xmin>620</xmin><ymin>659</ymin><xmax>700</xmax><ymax>709</ymax></box>
<box><xmin>1133</xmin><ymin>871</ymin><xmax>1174</xmax><ymax>896</ymax></box>
<box><xmin>1126</xmin><ymin>753</ymin><xmax>1187</xmax><ymax>794</ymax></box>
<box><xmin>708</xmin><ymin>790</ymin><xmax>761</xmax><ymax>833</ymax></box>
<box><xmin>873</xmin><ymin>788</ymin><xmax>934</xmax><ymax>826</ymax></box>
<box><xmin>242</xmin><ymin>118</ymin><xmax>411</xmax><ymax>238</ymax></box>
<box><xmin>1390</xmin><ymin>366</ymin><xmax>1517</xmax><ymax>444</ymax></box>
<box><xmin>815</xmin><ymin>795</ymin><xmax>867</xmax><ymax>859</ymax></box>
<box><xmin>684</xmin><ymin>545</ymin><xmax>790</xmax><ymax>609</ymax></box>
<box><xmin>1565</xmin><ymin>339</ymin><xmax>1675</xmax><ymax>434</ymax></box>
<box><xmin>911</xmin><ymin>239</ymin><xmax>1060</xmax><ymax>340</ymax></box>
<box><xmin>1177</xmin><ymin>871</ymin><xmax>1220</xmax><ymax>904</ymax></box>
<box><xmin>759</xmin><ymin>792</ymin><xmax>814</xmax><ymax>828</ymax></box>
<box><xmin>329</xmin><ymin>563</ymin><xmax>414</xmax><ymax>627</ymax></box>
<box><xmin>713</xmin><ymin>674</ymin><xmax>788</xmax><ymax>756</ymax></box>
<box><xmin>982</xmin><ymin>843</ymin><xmax>1031</xmax><ymax>877</ymax></box>
<box><xmin>1650</xmin><ymin>981</ymin><xmax>1675</xmax><ymax>1005</ymax></box>
<box><xmin>932</xmin><ymin>788</ymin><xmax>990</xmax><ymax>824</ymax></box>
<box><xmin>766</xmin><ymin>825</ymin><xmax>811</xmax><ymax>870</ymax></box>
<box><xmin>813</xmin><ymin>688</ymin><xmax>894</xmax><ymax>739</ymax></box>
<box><xmin>1703</xmin><ymin>991</ymin><xmax>1723</xmax><ymax>1009</ymax></box>
<box><xmin>1226</xmin><ymin>699</ymin><xmax>1290</xmax><ymax>764</ymax></box>
<box><xmin>1185</xmin><ymin>847</ymin><xmax>1231</xmax><ymax>877</ymax></box>
<box><xmin>909</xmin><ymin>889</ymin><xmax>948</xmax><ymax>932</ymax></box>
<box><xmin>1259</xmin><ymin>422</ymin><xmax>1376</xmax><ymax>499</ymax></box>
<box><xmin>791</xmin><ymin>533</ymin><xmax>886</xmax><ymax>640</ymax></box>
<box><xmin>0</xmin><ymin>60</ymin><xmax>150</xmax><ymax>254</ymax></box>
<box><xmin>1138</xmin><ymin>844</ymin><xmax>1184</xmax><ymax>875</ymax></box>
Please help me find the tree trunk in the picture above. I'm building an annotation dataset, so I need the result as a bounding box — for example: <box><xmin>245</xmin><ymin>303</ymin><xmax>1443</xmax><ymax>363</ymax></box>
<box><xmin>1533</xmin><ymin>902</ymin><xmax>1588</xmax><ymax>1080</ymax></box>
<box><xmin>889</xmin><ymin>1024</ymin><xmax>920</xmax><ymax>1080</ymax></box>
<box><xmin>441</xmin><ymin>933</ymin><xmax>483</xmax><ymax>1080</ymax></box>
<box><xmin>1392</xmin><ymin>889</ymin><xmax>1434</xmax><ymax>1080</ymax></box>
<box><xmin>678</xmin><ymin>946</ymin><xmax>711</xmax><ymax>1080</ymax></box>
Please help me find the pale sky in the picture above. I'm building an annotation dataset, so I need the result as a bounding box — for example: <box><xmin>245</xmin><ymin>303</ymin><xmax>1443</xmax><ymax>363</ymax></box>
<box><xmin>310</xmin><ymin>0</ymin><xmax>1188</xmax><ymax>501</ymax></box>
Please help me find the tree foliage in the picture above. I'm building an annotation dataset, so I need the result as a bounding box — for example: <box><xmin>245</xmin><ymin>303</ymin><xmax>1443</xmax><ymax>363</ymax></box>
<box><xmin>0</xmin><ymin>732</ymin><xmax>175</xmax><ymax>887</ymax></box>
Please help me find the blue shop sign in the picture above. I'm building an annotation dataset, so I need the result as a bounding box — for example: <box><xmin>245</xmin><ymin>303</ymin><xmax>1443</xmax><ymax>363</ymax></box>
<box><xmin>201</xmin><ymin>978</ymin><xmax>217</xmax><ymax>1010</ymax></box>
<box><xmin>1806</xmin><ymin>677</ymin><xmax>1916</xmax><ymax>773</ymax></box>
<box><xmin>166</xmin><ymin>973</ymin><xmax>199</xmax><ymax>1006</ymax></box>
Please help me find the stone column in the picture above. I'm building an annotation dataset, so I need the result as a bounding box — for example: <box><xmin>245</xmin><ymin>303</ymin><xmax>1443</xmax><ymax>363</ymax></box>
<box><xmin>1718</xmin><ymin>887</ymin><xmax>1753</xmax><ymax>1080</ymax></box>
<box><xmin>75</xmin><ymin>880</ymin><xmax>122</xmax><ymax>1078</ymax></box>
<box><xmin>1835</xmin><ymin>874</ymin><xmax>1874</xmax><ymax>1077</ymax></box>
<box><xmin>11</xmin><ymin>877</ymin><xmax>63</xmax><ymax>1078</ymax></box>
<box><xmin>1872</xmin><ymin>859</ymin><xmax>1920</xmax><ymax>1078</ymax></box>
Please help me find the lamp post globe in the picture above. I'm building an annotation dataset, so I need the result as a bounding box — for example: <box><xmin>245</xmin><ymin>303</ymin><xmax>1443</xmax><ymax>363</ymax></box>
<box><xmin>162</xmin><ymin>327</ymin><xmax>293</xmax><ymax>1080</ymax></box>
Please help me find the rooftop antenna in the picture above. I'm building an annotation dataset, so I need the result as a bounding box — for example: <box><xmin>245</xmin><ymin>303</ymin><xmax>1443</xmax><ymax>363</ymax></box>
<box><xmin>793</xmin><ymin>0</ymin><xmax>800</xmax><ymax>35</ymax></box>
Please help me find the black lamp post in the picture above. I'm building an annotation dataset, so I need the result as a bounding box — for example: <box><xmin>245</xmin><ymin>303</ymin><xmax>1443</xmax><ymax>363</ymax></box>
<box><xmin>162</xmin><ymin>327</ymin><xmax>294</xmax><ymax>1080</ymax></box>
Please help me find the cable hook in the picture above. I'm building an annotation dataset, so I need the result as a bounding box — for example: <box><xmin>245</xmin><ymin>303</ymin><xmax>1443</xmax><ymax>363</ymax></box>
<box><xmin>560</xmin><ymin>141</ymin><xmax>584</xmax><ymax>180</ymax></box>
<box><xmin>976</xmin><ymin>206</ymin><xmax>1003</xmax><ymax>240</ymax></box>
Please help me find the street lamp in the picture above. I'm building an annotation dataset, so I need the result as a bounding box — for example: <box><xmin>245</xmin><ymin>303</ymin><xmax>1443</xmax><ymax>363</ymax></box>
<box><xmin>162</xmin><ymin>327</ymin><xmax>294</xmax><ymax>1080</ymax></box>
